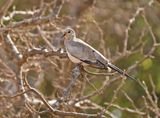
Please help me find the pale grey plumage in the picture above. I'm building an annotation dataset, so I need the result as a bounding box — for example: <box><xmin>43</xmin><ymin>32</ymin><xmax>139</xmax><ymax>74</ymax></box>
<box><xmin>65</xmin><ymin>37</ymin><xmax>109</xmax><ymax>68</ymax></box>
<box><xmin>63</xmin><ymin>28</ymin><xmax>109</xmax><ymax>68</ymax></box>
<box><xmin>62</xmin><ymin>27</ymin><xmax>137</xmax><ymax>81</ymax></box>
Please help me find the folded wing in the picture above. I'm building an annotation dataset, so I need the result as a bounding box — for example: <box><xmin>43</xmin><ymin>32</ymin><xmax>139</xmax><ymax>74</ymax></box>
<box><xmin>65</xmin><ymin>38</ymin><xmax>109</xmax><ymax>68</ymax></box>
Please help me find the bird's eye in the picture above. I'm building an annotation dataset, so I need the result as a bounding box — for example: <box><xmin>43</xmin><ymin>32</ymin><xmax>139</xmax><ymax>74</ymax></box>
<box><xmin>68</xmin><ymin>30</ymin><xmax>71</xmax><ymax>33</ymax></box>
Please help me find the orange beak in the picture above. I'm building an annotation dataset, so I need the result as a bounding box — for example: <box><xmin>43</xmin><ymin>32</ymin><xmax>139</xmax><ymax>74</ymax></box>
<box><xmin>61</xmin><ymin>32</ymin><xmax>66</xmax><ymax>38</ymax></box>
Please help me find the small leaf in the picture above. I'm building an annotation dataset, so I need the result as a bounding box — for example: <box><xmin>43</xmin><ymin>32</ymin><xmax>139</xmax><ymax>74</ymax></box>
<box><xmin>141</xmin><ymin>58</ymin><xmax>153</xmax><ymax>70</ymax></box>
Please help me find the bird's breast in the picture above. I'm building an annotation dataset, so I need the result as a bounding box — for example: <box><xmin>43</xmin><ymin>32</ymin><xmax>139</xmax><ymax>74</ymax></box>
<box><xmin>67</xmin><ymin>51</ymin><xmax>81</xmax><ymax>63</ymax></box>
<box><xmin>67</xmin><ymin>51</ymin><xmax>89</xmax><ymax>66</ymax></box>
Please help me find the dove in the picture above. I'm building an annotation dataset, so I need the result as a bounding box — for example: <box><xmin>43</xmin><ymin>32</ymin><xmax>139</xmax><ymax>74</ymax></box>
<box><xmin>62</xmin><ymin>27</ymin><xmax>137</xmax><ymax>81</ymax></box>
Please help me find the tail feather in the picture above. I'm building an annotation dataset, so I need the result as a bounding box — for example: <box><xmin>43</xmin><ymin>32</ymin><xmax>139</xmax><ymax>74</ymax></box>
<box><xmin>107</xmin><ymin>63</ymin><xmax>145</xmax><ymax>90</ymax></box>
<box><xmin>94</xmin><ymin>60</ymin><xmax>144</xmax><ymax>89</ymax></box>
<box><xmin>94</xmin><ymin>59</ymin><xmax>144</xmax><ymax>88</ymax></box>
<box><xmin>108</xmin><ymin>63</ymin><xmax>137</xmax><ymax>82</ymax></box>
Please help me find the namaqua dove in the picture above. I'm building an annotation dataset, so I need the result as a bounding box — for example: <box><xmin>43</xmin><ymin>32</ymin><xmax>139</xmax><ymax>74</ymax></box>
<box><xmin>62</xmin><ymin>27</ymin><xmax>138</xmax><ymax>82</ymax></box>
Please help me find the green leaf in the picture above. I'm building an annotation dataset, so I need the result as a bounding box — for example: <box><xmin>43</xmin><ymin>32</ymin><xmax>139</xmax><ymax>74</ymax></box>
<box><xmin>141</xmin><ymin>58</ymin><xmax>153</xmax><ymax>70</ymax></box>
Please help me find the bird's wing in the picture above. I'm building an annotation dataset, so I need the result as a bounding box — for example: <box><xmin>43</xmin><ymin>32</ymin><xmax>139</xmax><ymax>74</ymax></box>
<box><xmin>65</xmin><ymin>38</ymin><xmax>109</xmax><ymax>68</ymax></box>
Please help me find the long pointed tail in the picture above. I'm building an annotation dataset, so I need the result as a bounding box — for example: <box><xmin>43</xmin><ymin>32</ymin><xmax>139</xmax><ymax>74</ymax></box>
<box><xmin>108</xmin><ymin>63</ymin><xmax>137</xmax><ymax>82</ymax></box>
<box><xmin>107</xmin><ymin>63</ymin><xmax>144</xmax><ymax>90</ymax></box>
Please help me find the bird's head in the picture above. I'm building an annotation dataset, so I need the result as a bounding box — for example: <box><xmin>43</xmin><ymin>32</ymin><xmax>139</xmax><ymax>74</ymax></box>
<box><xmin>62</xmin><ymin>27</ymin><xmax>76</xmax><ymax>40</ymax></box>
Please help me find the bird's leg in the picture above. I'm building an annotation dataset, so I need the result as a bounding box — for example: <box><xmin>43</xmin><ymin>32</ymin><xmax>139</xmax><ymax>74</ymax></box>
<box><xmin>63</xmin><ymin>64</ymin><xmax>81</xmax><ymax>98</ymax></box>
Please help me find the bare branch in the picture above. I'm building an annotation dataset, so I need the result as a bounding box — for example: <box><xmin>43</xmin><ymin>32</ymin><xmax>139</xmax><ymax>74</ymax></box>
<box><xmin>0</xmin><ymin>0</ymin><xmax>14</xmax><ymax>20</ymax></box>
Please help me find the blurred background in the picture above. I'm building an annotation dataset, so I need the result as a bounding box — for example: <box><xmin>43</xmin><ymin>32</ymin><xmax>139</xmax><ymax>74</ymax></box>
<box><xmin>0</xmin><ymin>0</ymin><xmax>160</xmax><ymax>118</ymax></box>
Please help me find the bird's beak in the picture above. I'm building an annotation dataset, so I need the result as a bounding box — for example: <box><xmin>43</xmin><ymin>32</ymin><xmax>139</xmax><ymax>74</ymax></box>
<box><xmin>61</xmin><ymin>32</ymin><xmax>66</xmax><ymax>38</ymax></box>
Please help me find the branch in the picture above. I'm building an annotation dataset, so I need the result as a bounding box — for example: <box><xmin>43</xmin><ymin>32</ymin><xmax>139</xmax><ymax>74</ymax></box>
<box><xmin>0</xmin><ymin>0</ymin><xmax>14</xmax><ymax>20</ymax></box>
<box><xmin>3</xmin><ymin>33</ymin><xmax>23</xmax><ymax>60</ymax></box>
<box><xmin>0</xmin><ymin>0</ymin><xmax>64</xmax><ymax>32</ymax></box>
<box><xmin>123</xmin><ymin>0</ymin><xmax>156</xmax><ymax>53</ymax></box>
